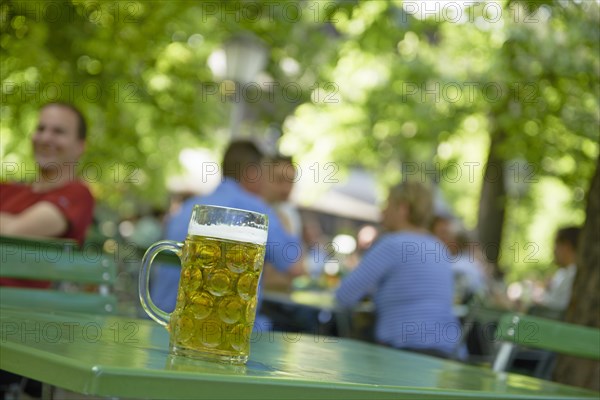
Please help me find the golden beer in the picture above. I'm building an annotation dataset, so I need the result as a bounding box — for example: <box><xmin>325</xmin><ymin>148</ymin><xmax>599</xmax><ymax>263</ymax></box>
<box><xmin>168</xmin><ymin>235</ymin><xmax>265</xmax><ymax>363</ymax></box>
<box><xmin>140</xmin><ymin>205</ymin><xmax>268</xmax><ymax>364</ymax></box>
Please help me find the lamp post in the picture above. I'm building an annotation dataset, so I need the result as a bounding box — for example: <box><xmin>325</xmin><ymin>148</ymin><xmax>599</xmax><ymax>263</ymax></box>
<box><xmin>222</xmin><ymin>33</ymin><xmax>268</xmax><ymax>137</ymax></box>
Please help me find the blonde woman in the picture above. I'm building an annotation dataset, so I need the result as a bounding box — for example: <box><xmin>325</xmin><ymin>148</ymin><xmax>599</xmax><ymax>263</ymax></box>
<box><xmin>336</xmin><ymin>181</ymin><xmax>465</xmax><ymax>359</ymax></box>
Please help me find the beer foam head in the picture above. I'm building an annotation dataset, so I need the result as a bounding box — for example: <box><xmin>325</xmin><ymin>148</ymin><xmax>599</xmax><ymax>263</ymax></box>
<box><xmin>188</xmin><ymin>223</ymin><xmax>267</xmax><ymax>245</ymax></box>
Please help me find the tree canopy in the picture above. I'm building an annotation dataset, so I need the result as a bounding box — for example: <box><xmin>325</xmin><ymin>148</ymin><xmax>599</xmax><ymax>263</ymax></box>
<box><xmin>1</xmin><ymin>0</ymin><xmax>598</xmax><ymax>280</ymax></box>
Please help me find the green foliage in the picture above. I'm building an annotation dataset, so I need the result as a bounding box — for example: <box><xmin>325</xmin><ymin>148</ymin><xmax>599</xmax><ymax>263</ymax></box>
<box><xmin>280</xmin><ymin>0</ymin><xmax>599</xmax><ymax>279</ymax></box>
<box><xmin>1</xmin><ymin>0</ymin><xmax>598</xmax><ymax>280</ymax></box>
<box><xmin>0</xmin><ymin>0</ymin><xmax>341</xmax><ymax>208</ymax></box>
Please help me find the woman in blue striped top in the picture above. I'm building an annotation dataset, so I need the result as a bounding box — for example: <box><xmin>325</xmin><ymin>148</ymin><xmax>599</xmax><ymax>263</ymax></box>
<box><xmin>336</xmin><ymin>181</ymin><xmax>465</xmax><ymax>359</ymax></box>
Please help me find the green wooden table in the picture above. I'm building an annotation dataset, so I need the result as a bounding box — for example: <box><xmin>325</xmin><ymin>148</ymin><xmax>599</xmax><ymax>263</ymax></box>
<box><xmin>0</xmin><ymin>306</ymin><xmax>597</xmax><ymax>399</ymax></box>
<box><xmin>263</xmin><ymin>289</ymin><xmax>468</xmax><ymax>316</ymax></box>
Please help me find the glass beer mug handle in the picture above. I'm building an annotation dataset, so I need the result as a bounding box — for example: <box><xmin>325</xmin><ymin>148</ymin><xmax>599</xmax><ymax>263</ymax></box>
<box><xmin>139</xmin><ymin>240</ymin><xmax>183</xmax><ymax>327</ymax></box>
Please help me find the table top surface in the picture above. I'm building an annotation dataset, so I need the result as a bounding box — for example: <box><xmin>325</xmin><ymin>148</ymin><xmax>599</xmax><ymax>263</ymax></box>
<box><xmin>262</xmin><ymin>289</ymin><xmax>469</xmax><ymax>317</ymax></box>
<box><xmin>1</xmin><ymin>306</ymin><xmax>597</xmax><ymax>399</ymax></box>
<box><xmin>262</xmin><ymin>289</ymin><xmax>369</xmax><ymax>311</ymax></box>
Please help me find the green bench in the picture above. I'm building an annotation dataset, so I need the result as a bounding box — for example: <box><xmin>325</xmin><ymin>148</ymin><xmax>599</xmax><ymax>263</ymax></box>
<box><xmin>454</xmin><ymin>302</ymin><xmax>508</xmax><ymax>363</ymax></box>
<box><xmin>0</xmin><ymin>235</ymin><xmax>117</xmax><ymax>314</ymax></box>
<box><xmin>492</xmin><ymin>313</ymin><xmax>600</xmax><ymax>374</ymax></box>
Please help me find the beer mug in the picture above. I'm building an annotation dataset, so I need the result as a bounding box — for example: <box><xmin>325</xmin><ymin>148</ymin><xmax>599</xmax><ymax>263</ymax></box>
<box><xmin>139</xmin><ymin>205</ymin><xmax>268</xmax><ymax>364</ymax></box>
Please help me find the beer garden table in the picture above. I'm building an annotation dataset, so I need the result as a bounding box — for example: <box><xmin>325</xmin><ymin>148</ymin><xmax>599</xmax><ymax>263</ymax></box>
<box><xmin>262</xmin><ymin>289</ymin><xmax>470</xmax><ymax>316</ymax></box>
<box><xmin>1</xmin><ymin>306</ymin><xmax>598</xmax><ymax>399</ymax></box>
<box><xmin>261</xmin><ymin>289</ymin><xmax>469</xmax><ymax>338</ymax></box>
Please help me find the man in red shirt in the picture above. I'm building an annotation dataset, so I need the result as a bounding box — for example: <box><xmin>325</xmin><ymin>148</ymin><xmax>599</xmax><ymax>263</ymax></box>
<box><xmin>0</xmin><ymin>102</ymin><xmax>95</xmax><ymax>288</ymax></box>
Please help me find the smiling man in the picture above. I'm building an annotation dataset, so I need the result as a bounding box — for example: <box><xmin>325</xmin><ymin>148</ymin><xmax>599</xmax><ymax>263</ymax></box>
<box><xmin>0</xmin><ymin>102</ymin><xmax>95</xmax><ymax>288</ymax></box>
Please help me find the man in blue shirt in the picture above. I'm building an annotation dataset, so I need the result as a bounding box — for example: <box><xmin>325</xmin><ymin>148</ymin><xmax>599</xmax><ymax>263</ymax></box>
<box><xmin>151</xmin><ymin>140</ymin><xmax>304</xmax><ymax>323</ymax></box>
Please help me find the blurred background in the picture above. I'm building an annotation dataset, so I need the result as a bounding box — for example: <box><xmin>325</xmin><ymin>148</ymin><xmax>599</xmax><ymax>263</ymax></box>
<box><xmin>1</xmin><ymin>1</ymin><xmax>598</xmax><ymax>317</ymax></box>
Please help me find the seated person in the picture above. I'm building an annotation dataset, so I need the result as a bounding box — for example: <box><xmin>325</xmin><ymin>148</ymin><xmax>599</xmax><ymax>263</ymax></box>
<box><xmin>430</xmin><ymin>213</ymin><xmax>456</xmax><ymax>251</ymax></box>
<box><xmin>450</xmin><ymin>230</ymin><xmax>487</xmax><ymax>304</ymax></box>
<box><xmin>260</xmin><ymin>154</ymin><xmax>303</xmax><ymax>293</ymax></box>
<box><xmin>151</xmin><ymin>140</ymin><xmax>304</xmax><ymax>324</ymax></box>
<box><xmin>0</xmin><ymin>102</ymin><xmax>95</xmax><ymax>288</ymax></box>
<box><xmin>261</xmin><ymin>154</ymin><xmax>302</xmax><ymax>236</ymax></box>
<box><xmin>0</xmin><ymin>102</ymin><xmax>94</xmax><ymax>399</ymax></box>
<box><xmin>531</xmin><ymin>226</ymin><xmax>580</xmax><ymax>315</ymax></box>
<box><xmin>336</xmin><ymin>181</ymin><xmax>465</xmax><ymax>359</ymax></box>
<box><xmin>505</xmin><ymin>227</ymin><xmax>581</xmax><ymax>378</ymax></box>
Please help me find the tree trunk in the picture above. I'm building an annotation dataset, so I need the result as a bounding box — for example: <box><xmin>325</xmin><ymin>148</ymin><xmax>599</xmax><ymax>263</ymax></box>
<box><xmin>552</xmin><ymin>155</ymin><xmax>600</xmax><ymax>391</ymax></box>
<box><xmin>477</xmin><ymin>132</ymin><xmax>506</xmax><ymax>278</ymax></box>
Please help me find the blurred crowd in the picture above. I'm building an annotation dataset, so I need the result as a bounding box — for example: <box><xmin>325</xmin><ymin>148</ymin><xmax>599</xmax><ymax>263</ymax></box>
<box><xmin>1</xmin><ymin>102</ymin><xmax>583</xmax><ymax>361</ymax></box>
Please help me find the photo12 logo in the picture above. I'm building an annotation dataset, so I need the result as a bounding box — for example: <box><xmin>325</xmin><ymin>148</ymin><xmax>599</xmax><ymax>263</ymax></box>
<box><xmin>199</xmin><ymin>81</ymin><xmax>339</xmax><ymax>104</ymax></box>
<box><xmin>1</xmin><ymin>81</ymin><xmax>142</xmax><ymax>104</ymax></box>
<box><xmin>7</xmin><ymin>2</ymin><xmax>141</xmax><ymax>24</ymax></box>
<box><xmin>400</xmin><ymin>161</ymin><xmax>538</xmax><ymax>184</ymax></box>
<box><xmin>1</xmin><ymin>162</ymin><xmax>140</xmax><ymax>184</ymax></box>
<box><xmin>194</xmin><ymin>161</ymin><xmax>339</xmax><ymax>184</ymax></box>
<box><xmin>399</xmin><ymin>1</ymin><xmax>544</xmax><ymax>24</ymax></box>
<box><xmin>399</xmin><ymin>82</ymin><xmax>539</xmax><ymax>104</ymax></box>
<box><xmin>198</xmin><ymin>2</ymin><xmax>339</xmax><ymax>23</ymax></box>
<box><xmin>1</xmin><ymin>321</ymin><xmax>139</xmax><ymax>344</ymax></box>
